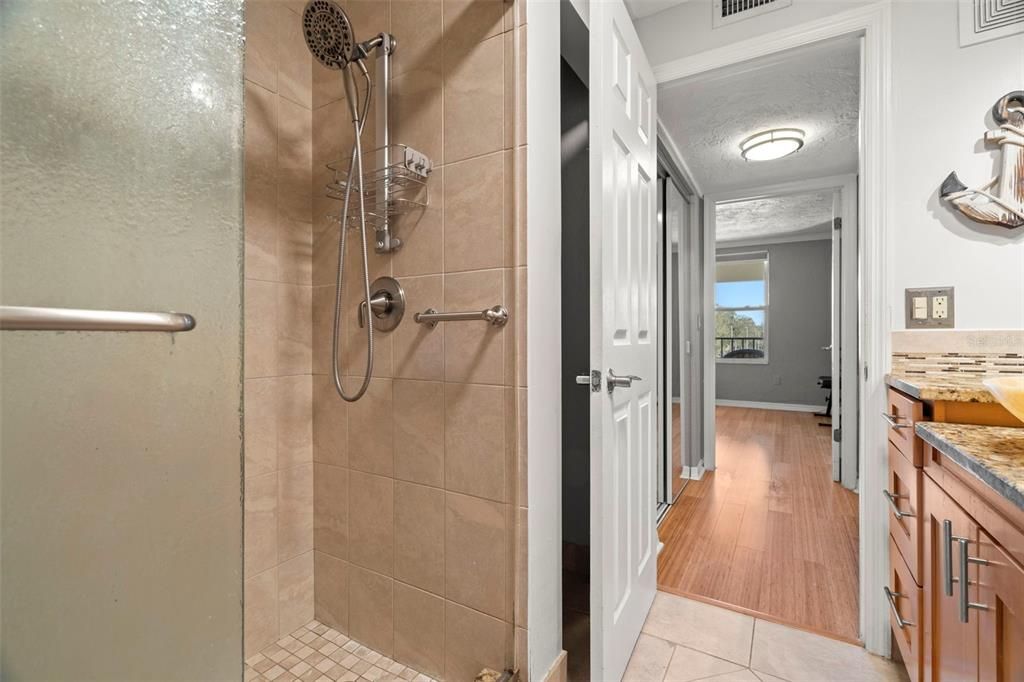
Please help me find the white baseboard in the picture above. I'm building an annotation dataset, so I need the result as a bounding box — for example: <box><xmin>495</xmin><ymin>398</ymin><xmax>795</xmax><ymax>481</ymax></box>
<box><xmin>672</xmin><ymin>396</ymin><xmax>682</xmax><ymax>403</ymax></box>
<box><xmin>715</xmin><ymin>399</ymin><xmax>824</xmax><ymax>413</ymax></box>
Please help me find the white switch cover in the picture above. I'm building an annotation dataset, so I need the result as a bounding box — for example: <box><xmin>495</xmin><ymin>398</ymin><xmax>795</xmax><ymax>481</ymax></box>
<box><xmin>913</xmin><ymin>296</ymin><xmax>928</xmax><ymax>319</ymax></box>
<box><xmin>933</xmin><ymin>295</ymin><xmax>948</xmax><ymax>319</ymax></box>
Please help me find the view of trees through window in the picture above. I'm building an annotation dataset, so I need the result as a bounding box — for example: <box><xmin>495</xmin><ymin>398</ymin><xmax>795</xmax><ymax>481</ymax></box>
<box><xmin>715</xmin><ymin>255</ymin><xmax>768</xmax><ymax>359</ymax></box>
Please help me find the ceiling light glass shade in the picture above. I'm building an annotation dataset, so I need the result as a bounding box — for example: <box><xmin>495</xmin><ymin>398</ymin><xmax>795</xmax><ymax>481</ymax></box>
<box><xmin>739</xmin><ymin>128</ymin><xmax>805</xmax><ymax>161</ymax></box>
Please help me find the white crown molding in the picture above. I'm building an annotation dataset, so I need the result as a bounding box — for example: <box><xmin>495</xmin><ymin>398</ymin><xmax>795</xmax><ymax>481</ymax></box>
<box><xmin>653</xmin><ymin>1</ymin><xmax>890</xmax><ymax>84</ymax></box>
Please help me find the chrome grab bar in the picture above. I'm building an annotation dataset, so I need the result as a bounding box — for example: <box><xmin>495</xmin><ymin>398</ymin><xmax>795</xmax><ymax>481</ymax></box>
<box><xmin>882</xmin><ymin>412</ymin><xmax>911</xmax><ymax>429</ymax></box>
<box><xmin>414</xmin><ymin>305</ymin><xmax>509</xmax><ymax>328</ymax></box>
<box><xmin>0</xmin><ymin>305</ymin><xmax>196</xmax><ymax>332</ymax></box>
<box><xmin>883</xmin><ymin>586</ymin><xmax>914</xmax><ymax>629</ymax></box>
<box><xmin>883</xmin><ymin>488</ymin><xmax>915</xmax><ymax>519</ymax></box>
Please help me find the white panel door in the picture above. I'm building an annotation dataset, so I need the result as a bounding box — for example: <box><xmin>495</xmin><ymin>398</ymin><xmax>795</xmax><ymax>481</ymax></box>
<box><xmin>589</xmin><ymin>1</ymin><xmax>659</xmax><ymax>679</ymax></box>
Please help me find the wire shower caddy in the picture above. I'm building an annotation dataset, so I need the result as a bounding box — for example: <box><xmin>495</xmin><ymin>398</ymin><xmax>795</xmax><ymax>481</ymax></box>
<box><xmin>324</xmin><ymin>144</ymin><xmax>433</xmax><ymax>233</ymax></box>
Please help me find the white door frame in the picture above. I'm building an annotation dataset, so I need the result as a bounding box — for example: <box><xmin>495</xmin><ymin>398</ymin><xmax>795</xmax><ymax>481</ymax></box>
<box><xmin>656</xmin><ymin>2</ymin><xmax>893</xmax><ymax>656</ymax></box>
<box><xmin>704</xmin><ymin>173</ymin><xmax>858</xmax><ymax>487</ymax></box>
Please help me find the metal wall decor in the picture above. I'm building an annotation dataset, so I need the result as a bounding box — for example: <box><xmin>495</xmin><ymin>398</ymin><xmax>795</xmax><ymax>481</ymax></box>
<box><xmin>940</xmin><ymin>91</ymin><xmax>1024</xmax><ymax>229</ymax></box>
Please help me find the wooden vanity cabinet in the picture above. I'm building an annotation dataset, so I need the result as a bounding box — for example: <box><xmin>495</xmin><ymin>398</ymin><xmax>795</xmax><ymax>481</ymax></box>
<box><xmin>922</xmin><ymin>475</ymin><xmax>978</xmax><ymax>682</ymax></box>
<box><xmin>976</xmin><ymin>529</ymin><xmax>1024</xmax><ymax>681</ymax></box>
<box><xmin>886</xmin><ymin>386</ymin><xmax>1024</xmax><ymax>681</ymax></box>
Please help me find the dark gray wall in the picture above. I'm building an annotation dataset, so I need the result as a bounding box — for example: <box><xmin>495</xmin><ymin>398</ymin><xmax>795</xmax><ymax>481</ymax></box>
<box><xmin>715</xmin><ymin>239</ymin><xmax>832</xmax><ymax>405</ymax></box>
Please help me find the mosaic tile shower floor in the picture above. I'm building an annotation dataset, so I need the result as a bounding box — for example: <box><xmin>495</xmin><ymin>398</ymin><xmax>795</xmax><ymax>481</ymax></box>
<box><xmin>245</xmin><ymin>620</ymin><xmax>437</xmax><ymax>682</ymax></box>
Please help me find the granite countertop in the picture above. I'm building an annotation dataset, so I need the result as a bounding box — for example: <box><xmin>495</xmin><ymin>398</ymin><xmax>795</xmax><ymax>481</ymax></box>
<box><xmin>886</xmin><ymin>373</ymin><xmax>999</xmax><ymax>403</ymax></box>
<box><xmin>916</xmin><ymin>422</ymin><xmax>1024</xmax><ymax>512</ymax></box>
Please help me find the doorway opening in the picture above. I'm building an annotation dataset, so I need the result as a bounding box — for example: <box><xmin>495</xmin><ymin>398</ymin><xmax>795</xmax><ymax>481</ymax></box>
<box><xmin>655</xmin><ymin>35</ymin><xmax>864</xmax><ymax>643</ymax></box>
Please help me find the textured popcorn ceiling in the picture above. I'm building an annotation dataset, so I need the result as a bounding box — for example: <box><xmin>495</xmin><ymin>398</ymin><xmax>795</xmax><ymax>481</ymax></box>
<box><xmin>716</xmin><ymin>190</ymin><xmax>834</xmax><ymax>243</ymax></box>
<box><xmin>660</xmin><ymin>36</ymin><xmax>860</xmax><ymax>194</ymax></box>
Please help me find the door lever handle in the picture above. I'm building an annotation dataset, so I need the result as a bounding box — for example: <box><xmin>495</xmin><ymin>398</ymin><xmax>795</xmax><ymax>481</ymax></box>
<box><xmin>607</xmin><ymin>368</ymin><xmax>641</xmax><ymax>394</ymax></box>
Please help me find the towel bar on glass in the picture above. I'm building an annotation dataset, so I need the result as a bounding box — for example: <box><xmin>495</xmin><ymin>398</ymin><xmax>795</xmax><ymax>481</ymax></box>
<box><xmin>414</xmin><ymin>305</ymin><xmax>509</xmax><ymax>328</ymax></box>
<box><xmin>0</xmin><ymin>305</ymin><xmax>196</xmax><ymax>332</ymax></box>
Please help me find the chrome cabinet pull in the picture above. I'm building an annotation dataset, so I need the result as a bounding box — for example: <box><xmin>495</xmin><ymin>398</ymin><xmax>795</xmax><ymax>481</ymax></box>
<box><xmin>606</xmin><ymin>368</ymin><xmax>642</xmax><ymax>394</ymax></box>
<box><xmin>883</xmin><ymin>489</ymin><xmax>915</xmax><ymax>519</ymax></box>
<box><xmin>957</xmin><ymin>537</ymin><xmax>990</xmax><ymax>623</ymax></box>
<box><xmin>943</xmin><ymin>520</ymin><xmax>956</xmax><ymax>596</ymax></box>
<box><xmin>0</xmin><ymin>305</ymin><xmax>195</xmax><ymax>332</ymax></box>
<box><xmin>882</xmin><ymin>412</ymin><xmax>911</xmax><ymax>429</ymax></box>
<box><xmin>884</xmin><ymin>586</ymin><xmax>914</xmax><ymax>629</ymax></box>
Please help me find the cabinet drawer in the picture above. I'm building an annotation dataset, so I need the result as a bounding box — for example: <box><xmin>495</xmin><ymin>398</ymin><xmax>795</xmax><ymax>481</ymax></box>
<box><xmin>889</xmin><ymin>535</ymin><xmax>923</xmax><ymax>681</ymax></box>
<box><xmin>886</xmin><ymin>387</ymin><xmax>923</xmax><ymax>466</ymax></box>
<box><xmin>887</xmin><ymin>441</ymin><xmax>922</xmax><ymax>584</ymax></box>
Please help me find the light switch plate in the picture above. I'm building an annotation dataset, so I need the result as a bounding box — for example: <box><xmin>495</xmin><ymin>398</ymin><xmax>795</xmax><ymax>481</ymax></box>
<box><xmin>905</xmin><ymin>287</ymin><xmax>955</xmax><ymax>328</ymax></box>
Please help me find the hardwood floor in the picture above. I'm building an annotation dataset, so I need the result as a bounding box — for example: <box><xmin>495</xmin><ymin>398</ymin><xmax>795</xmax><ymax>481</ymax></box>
<box><xmin>658</xmin><ymin>406</ymin><xmax>860</xmax><ymax>642</ymax></box>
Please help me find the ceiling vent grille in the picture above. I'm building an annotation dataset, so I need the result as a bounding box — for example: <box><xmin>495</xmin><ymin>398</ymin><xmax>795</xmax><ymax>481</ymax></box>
<box><xmin>713</xmin><ymin>0</ymin><xmax>792</xmax><ymax>28</ymax></box>
<box><xmin>958</xmin><ymin>0</ymin><xmax>1024</xmax><ymax>47</ymax></box>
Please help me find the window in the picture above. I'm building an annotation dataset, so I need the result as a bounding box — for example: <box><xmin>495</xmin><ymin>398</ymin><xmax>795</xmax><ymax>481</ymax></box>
<box><xmin>715</xmin><ymin>252</ymin><xmax>768</xmax><ymax>362</ymax></box>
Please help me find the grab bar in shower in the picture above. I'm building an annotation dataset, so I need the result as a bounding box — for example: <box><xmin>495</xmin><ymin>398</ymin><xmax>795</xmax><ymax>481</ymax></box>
<box><xmin>414</xmin><ymin>305</ymin><xmax>509</xmax><ymax>328</ymax></box>
<box><xmin>0</xmin><ymin>305</ymin><xmax>196</xmax><ymax>332</ymax></box>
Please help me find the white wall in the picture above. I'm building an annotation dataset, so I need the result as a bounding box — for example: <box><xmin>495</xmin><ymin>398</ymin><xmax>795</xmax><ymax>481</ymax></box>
<box><xmin>640</xmin><ymin>0</ymin><xmax>1024</xmax><ymax>330</ymax></box>
<box><xmin>526</xmin><ymin>1</ymin><xmax>564</xmax><ymax>680</ymax></box>
<box><xmin>889</xmin><ymin>0</ymin><xmax>1024</xmax><ymax>329</ymax></box>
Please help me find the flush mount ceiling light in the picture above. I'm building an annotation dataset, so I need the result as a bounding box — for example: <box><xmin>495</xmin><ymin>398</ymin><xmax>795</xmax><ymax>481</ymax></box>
<box><xmin>739</xmin><ymin>128</ymin><xmax>805</xmax><ymax>162</ymax></box>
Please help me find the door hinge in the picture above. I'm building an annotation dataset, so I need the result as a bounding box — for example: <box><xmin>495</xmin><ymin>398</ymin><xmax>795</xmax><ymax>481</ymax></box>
<box><xmin>833</xmin><ymin>217</ymin><xmax>842</xmax><ymax>230</ymax></box>
<box><xmin>833</xmin><ymin>429</ymin><xmax>842</xmax><ymax>443</ymax></box>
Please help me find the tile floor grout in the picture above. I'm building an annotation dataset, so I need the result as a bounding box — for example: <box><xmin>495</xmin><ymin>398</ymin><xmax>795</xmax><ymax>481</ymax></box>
<box><xmin>245</xmin><ymin>619</ymin><xmax>438</xmax><ymax>682</ymax></box>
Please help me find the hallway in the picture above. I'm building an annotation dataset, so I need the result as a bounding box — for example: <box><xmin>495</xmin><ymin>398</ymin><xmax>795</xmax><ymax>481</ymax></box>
<box><xmin>658</xmin><ymin>407</ymin><xmax>859</xmax><ymax>641</ymax></box>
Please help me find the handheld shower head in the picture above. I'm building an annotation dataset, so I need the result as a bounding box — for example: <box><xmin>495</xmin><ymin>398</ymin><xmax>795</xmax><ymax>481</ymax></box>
<box><xmin>302</xmin><ymin>0</ymin><xmax>355</xmax><ymax>69</ymax></box>
<box><xmin>302</xmin><ymin>0</ymin><xmax>361</xmax><ymax>122</ymax></box>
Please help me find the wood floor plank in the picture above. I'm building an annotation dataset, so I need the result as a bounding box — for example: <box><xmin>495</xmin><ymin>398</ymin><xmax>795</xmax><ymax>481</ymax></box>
<box><xmin>657</xmin><ymin>405</ymin><xmax>860</xmax><ymax>642</ymax></box>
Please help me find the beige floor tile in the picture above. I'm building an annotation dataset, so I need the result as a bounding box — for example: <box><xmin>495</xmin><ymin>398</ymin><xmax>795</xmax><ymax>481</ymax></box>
<box><xmin>641</xmin><ymin>593</ymin><xmax>754</xmax><ymax>667</ymax></box>
<box><xmin>750</xmin><ymin>620</ymin><xmax>907</xmax><ymax>682</ymax></box>
<box><xmin>623</xmin><ymin>634</ymin><xmax>673</xmax><ymax>681</ymax></box>
<box><xmin>751</xmin><ymin>671</ymin><xmax>789</xmax><ymax>682</ymax></box>
<box><xmin>663</xmin><ymin>644</ymin><xmax>745</xmax><ymax>682</ymax></box>
<box><xmin>704</xmin><ymin>670</ymin><xmax>761</xmax><ymax>681</ymax></box>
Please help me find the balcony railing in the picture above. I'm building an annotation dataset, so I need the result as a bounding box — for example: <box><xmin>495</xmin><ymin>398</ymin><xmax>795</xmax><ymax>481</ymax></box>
<box><xmin>716</xmin><ymin>336</ymin><xmax>765</xmax><ymax>358</ymax></box>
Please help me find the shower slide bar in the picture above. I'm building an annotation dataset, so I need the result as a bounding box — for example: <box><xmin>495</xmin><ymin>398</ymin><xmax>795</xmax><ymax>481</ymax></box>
<box><xmin>414</xmin><ymin>305</ymin><xmax>509</xmax><ymax>328</ymax></box>
<box><xmin>0</xmin><ymin>305</ymin><xmax>196</xmax><ymax>332</ymax></box>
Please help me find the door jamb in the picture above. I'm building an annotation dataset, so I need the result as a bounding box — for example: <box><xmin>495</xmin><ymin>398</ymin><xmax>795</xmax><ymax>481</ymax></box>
<box><xmin>657</xmin><ymin>1</ymin><xmax>892</xmax><ymax>656</ymax></box>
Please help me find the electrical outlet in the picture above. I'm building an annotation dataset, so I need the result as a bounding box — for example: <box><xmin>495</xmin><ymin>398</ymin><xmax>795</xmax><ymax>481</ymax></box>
<box><xmin>905</xmin><ymin>287</ymin><xmax>955</xmax><ymax>328</ymax></box>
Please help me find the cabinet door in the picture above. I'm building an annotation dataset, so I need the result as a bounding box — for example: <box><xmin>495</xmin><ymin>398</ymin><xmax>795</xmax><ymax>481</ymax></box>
<box><xmin>977</xmin><ymin>529</ymin><xmax>1024</xmax><ymax>681</ymax></box>
<box><xmin>923</xmin><ymin>475</ymin><xmax>978</xmax><ymax>681</ymax></box>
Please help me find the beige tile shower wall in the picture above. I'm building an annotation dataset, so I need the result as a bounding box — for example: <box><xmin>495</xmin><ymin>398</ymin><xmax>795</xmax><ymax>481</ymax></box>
<box><xmin>244</xmin><ymin>0</ymin><xmax>317</xmax><ymax>658</ymax></box>
<box><xmin>309</xmin><ymin>1</ymin><xmax>528</xmax><ymax>680</ymax></box>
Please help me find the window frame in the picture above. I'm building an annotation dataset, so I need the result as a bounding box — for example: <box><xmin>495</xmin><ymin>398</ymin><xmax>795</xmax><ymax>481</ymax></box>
<box><xmin>714</xmin><ymin>251</ymin><xmax>770</xmax><ymax>365</ymax></box>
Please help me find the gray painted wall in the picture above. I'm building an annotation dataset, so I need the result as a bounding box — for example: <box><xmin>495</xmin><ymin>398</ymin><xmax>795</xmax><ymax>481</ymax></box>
<box><xmin>715</xmin><ymin>239</ymin><xmax>832</xmax><ymax>406</ymax></box>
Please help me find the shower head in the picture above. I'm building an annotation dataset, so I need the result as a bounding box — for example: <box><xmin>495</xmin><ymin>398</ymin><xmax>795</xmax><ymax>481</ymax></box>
<box><xmin>302</xmin><ymin>0</ymin><xmax>362</xmax><ymax>123</ymax></box>
<box><xmin>302</xmin><ymin>0</ymin><xmax>356</xmax><ymax>69</ymax></box>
